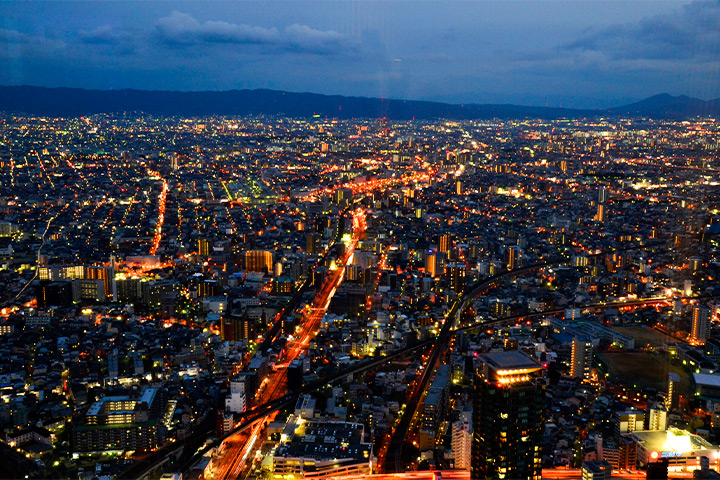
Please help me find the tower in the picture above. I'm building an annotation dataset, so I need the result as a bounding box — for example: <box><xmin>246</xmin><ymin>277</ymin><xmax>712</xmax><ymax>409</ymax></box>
<box><xmin>472</xmin><ymin>351</ymin><xmax>545</xmax><ymax>480</ymax></box>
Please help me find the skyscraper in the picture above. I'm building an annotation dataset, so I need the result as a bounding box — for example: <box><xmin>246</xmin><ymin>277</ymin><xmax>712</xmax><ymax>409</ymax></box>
<box><xmin>472</xmin><ymin>351</ymin><xmax>545</xmax><ymax>480</ymax></box>
<box><xmin>691</xmin><ymin>305</ymin><xmax>711</xmax><ymax>345</ymax></box>
<box><xmin>570</xmin><ymin>336</ymin><xmax>593</xmax><ymax>380</ymax></box>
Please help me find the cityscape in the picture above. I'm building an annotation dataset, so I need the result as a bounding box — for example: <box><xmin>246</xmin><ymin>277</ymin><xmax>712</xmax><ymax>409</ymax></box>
<box><xmin>1</xmin><ymin>1</ymin><xmax>720</xmax><ymax>480</ymax></box>
<box><xmin>0</xmin><ymin>113</ymin><xmax>718</xmax><ymax>480</ymax></box>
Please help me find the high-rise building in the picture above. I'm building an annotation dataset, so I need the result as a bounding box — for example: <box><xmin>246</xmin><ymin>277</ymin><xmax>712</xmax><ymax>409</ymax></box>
<box><xmin>306</xmin><ymin>233</ymin><xmax>318</xmax><ymax>255</ymax></box>
<box><xmin>425</xmin><ymin>252</ymin><xmax>438</xmax><ymax>278</ymax></box>
<box><xmin>456</xmin><ymin>180</ymin><xmax>463</xmax><ymax>195</ymax></box>
<box><xmin>333</xmin><ymin>187</ymin><xmax>353</xmax><ymax>207</ymax></box>
<box><xmin>439</xmin><ymin>234</ymin><xmax>452</xmax><ymax>254</ymax></box>
<box><xmin>692</xmin><ymin>305</ymin><xmax>711</xmax><ymax>344</ymax></box>
<box><xmin>452</xmin><ymin>413</ymin><xmax>472</xmax><ymax>471</ymax></box>
<box><xmin>667</xmin><ymin>372</ymin><xmax>681</xmax><ymax>411</ymax></box>
<box><xmin>595</xmin><ymin>204</ymin><xmax>606</xmax><ymax>222</ymax></box>
<box><xmin>446</xmin><ymin>263</ymin><xmax>466</xmax><ymax>294</ymax></box>
<box><xmin>197</xmin><ymin>238</ymin><xmax>211</xmax><ymax>257</ymax></box>
<box><xmin>245</xmin><ymin>250</ymin><xmax>273</xmax><ymax>273</ymax></box>
<box><xmin>507</xmin><ymin>245</ymin><xmax>522</xmax><ymax>270</ymax></box>
<box><xmin>472</xmin><ymin>351</ymin><xmax>545</xmax><ymax>480</ymax></box>
<box><xmin>571</xmin><ymin>337</ymin><xmax>593</xmax><ymax>380</ymax></box>
<box><xmin>598</xmin><ymin>186</ymin><xmax>609</xmax><ymax>204</ymax></box>
<box><xmin>648</xmin><ymin>407</ymin><xmax>668</xmax><ymax>431</ymax></box>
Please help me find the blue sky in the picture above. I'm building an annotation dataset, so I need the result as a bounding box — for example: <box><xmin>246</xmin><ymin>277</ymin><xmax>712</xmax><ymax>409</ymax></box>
<box><xmin>1</xmin><ymin>1</ymin><xmax>718</xmax><ymax>108</ymax></box>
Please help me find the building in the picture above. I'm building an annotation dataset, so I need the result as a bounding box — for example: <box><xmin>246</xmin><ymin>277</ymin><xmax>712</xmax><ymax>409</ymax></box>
<box><xmin>333</xmin><ymin>187</ymin><xmax>353</xmax><ymax>207</ymax></box>
<box><xmin>692</xmin><ymin>306</ymin><xmax>711</xmax><ymax>345</ymax></box>
<box><xmin>582</xmin><ymin>460</ymin><xmax>612</xmax><ymax>480</ymax></box>
<box><xmin>570</xmin><ymin>336</ymin><xmax>593</xmax><ymax>379</ymax></box>
<box><xmin>507</xmin><ymin>245</ymin><xmax>522</xmax><ymax>270</ymax></box>
<box><xmin>422</xmin><ymin>365</ymin><xmax>451</xmax><ymax>436</ymax></box>
<box><xmin>632</xmin><ymin>429</ymin><xmax>720</xmax><ymax>474</ymax></box>
<box><xmin>425</xmin><ymin>252</ymin><xmax>438</xmax><ymax>278</ymax></box>
<box><xmin>595</xmin><ymin>204</ymin><xmax>606</xmax><ymax>222</ymax></box>
<box><xmin>616</xmin><ymin>410</ymin><xmax>646</xmax><ymax>436</ymax></box>
<box><xmin>245</xmin><ymin>250</ymin><xmax>273</xmax><ymax>273</ymax></box>
<box><xmin>272</xmin><ymin>419</ymin><xmax>372</xmax><ymax>479</ymax></box>
<box><xmin>598</xmin><ymin>186</ymin><xmax>609</xmax><ymax>204</ymax></box>
<box><xmin>667</xmin><ymin>372</ymin><xmax>681</xmax><ymax>411</ymax></box>
<box><xmin>452</xmin><ymin>411</ymin><xmax>472</xmax><ymax>471</ymax></box>
<box><xmin>648</xmin><ymin>407</ymin><xmax>668</xmax><ymax>431</ymax></box>
<box><xmin>72</xmin><ymin>388</ymin><xmax>166</xmax><ymax>452</ymax></box>
<box><xmin>472</xmin><ymin>351</ymin><xmax>545</xmax><ymax>480</ymax></box>
<box><xmin>439</xmin><ymin>234</ymin><xmax>451</xmax><ymax>254</ymax></box>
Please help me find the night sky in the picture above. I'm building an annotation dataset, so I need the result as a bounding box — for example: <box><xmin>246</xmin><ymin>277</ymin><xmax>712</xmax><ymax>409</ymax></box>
<box><xmin>1</xmin><ymin>1</ymin><xmax>719</xmax><ymax>108</ymax></box>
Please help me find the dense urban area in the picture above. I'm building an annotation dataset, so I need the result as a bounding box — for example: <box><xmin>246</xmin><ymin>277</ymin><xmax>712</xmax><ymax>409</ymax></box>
<box><xmin>0</xmin><ymin>113</ymin><xmax>719</xmax><ymax>480</ymax></box>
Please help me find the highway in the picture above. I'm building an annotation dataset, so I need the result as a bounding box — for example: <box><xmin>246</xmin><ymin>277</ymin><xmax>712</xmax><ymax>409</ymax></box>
<box><xmin>206</xmin><ymin>209</ymin><xmax>365</xmax><ymax>479</ymax></box>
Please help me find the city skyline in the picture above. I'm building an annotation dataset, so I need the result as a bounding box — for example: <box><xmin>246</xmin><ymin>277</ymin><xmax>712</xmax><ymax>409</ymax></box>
<box><xmin>2</xmin><ymin>0</ymin><xmax>720</xmax><ymax>108</ymax></box>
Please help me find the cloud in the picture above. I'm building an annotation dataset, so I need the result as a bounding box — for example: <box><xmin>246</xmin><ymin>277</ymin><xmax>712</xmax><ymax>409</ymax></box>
<box><xmin>284</xmin><ymin>24</ymin><xmax>350</xmax><ymax>53</ymax></box>
<box><xmin>79</xmin><ymin>26</ymin><xmax>123</xmax><ymax>45</ymax></box>
<box><xmin>0</xmin><ymin>28</ymin><xmax>65</xmax><ymax>53</ymax></box>
<box><xmin>564</xmin><ymin>0</ymin><xmax>720</xmax><ymax>61</ymax></box>
<box><xmin>154</xmin><ymin>12</ymin><xmax>354</xmax><ymax>54</ymax></box>
<box><xmin>156</xmin><ymin>11</ymin><xmax>280</xmax><ymax>45</ymax></box>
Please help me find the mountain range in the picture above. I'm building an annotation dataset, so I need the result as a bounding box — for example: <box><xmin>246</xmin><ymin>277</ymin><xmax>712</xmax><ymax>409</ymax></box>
<box><xmin>0</xmin><ymin>86</ymin><xmax>718</xmax><ymax>120</ymax></box>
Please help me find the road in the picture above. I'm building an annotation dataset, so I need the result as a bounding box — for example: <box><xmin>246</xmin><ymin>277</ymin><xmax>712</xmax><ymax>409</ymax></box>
<box><xmin>208</xmin><ymin>210</ymin><xmax>365</xmax><ymax>479</ymax></box>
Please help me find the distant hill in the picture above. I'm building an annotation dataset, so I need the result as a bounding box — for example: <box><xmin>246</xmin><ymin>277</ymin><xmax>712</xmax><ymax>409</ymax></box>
<box><xmin>0</xmin><ymin>85</ymin><xmax>717</xmax><ymax>119</ymax></box>
<box><xmin>0</xmin><ymin>85</ymin><xmax>596</xmax><ymax>119</ymax></box>
<box><xmin>608</xmin><ymin>93</ymin><xmax>720</xmax><ymax>118</ymax></box>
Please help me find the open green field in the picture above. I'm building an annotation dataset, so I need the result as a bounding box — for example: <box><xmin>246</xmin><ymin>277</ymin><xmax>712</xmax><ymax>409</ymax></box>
<box><xmin>598</xmin><ymin>351</ymin><xmax>691</xmax><ymax>395</ymax></box>
<box><xmin>610</xmin><ymin>325</ymin><xmax>676</xmax><ymax>348</ymax></box>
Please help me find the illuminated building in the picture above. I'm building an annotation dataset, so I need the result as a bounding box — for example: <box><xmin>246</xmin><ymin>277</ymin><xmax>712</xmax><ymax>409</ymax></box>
<box><xmin>667</xmin><ymin>372</ymin><xmax>681</xmax><ymax>412</ymax></box>
<box><xmin>306</xmin><ymin>232</ymin><xmax>318</xmax><ymax>255</ymax></box>
<box><xmin>197</xmin><ymin>238</ymin><xmax>211</xmax><ymax>257</ymax></box>
<box><xmin>425</xmin><ymin>252</ymin><xmax>438</xmax><ymax>278</ymax></box>
<box><xmin>439</xmin><ymin>234</ymin><xmax>451</xmax><ymax>254</ymax></box>
<box><xmin>507</xmin><ymin>245</ymin><xmax>522</xmax><ymax>270</ymax></box>
<box><xmin>333</xmin><ymin>187</ymin><xmax>353</xmax><ymax>207</ymax></box>
<box><xmin>631</xmin><ymin>428</ymin><xmax>720</xmax><ymax>473</ymax></box>
<box><xmin>273</xmin><ymin>277</ymin><xmax>294</xmax><ymax>295</ymax></box>
<box><xmin>245</xmin><ymin>250</ymin><xmax>273</xmax><ymax>273</ymax></box>
<box><xmin>72</xmin><ymin>388</ymin><xmax>166</xmax><ymax>452</ymax></box>
<box><xmin>570</xmin><ymin>336</ymin><xmax>593</xmax><ymax>379</ymax></box>
<box><xmin>456</xmin><ymin>179</ymin><xmax>463</xmax><ymax>195</ymax></box>
<box><xmin>692</xmin><ymin>306</ymin><xmax>711</xmax><ymax>344</ymax></box>
<box><xmin>648</xmin><ymin>407</ymin><xmax>668</xmax><ymax>431</ymax></box>
<box><xmin>595</xmin><ymin>204</ymin><xmax>606</xmax><ymax>222</ymax></box>
<box><xmin>452</xmin><ymin>411</ymin><xmax>472</xmax><ymax>471</ymax></box>
<box><xmin>345</xmin><ymin>264</ymin><xmax>362</xmax><ymax>282</ymax></box>
<box><xmin>271</xmin><ymin>419</ymin><xmax>372</xmax><ymax>479</ymax></box>
<box><xmin>472</xmin><ymin>351</ymin><xmax>545</xmax><ymax>480</ymax></box>
<box><xmin>446</xmin><ymin>263</ymin><xmax>466</xmax><ymax>294</ymax></box>
<box><xmin>615</xmin><ymin>410</ymin><xmax>645</xmax><ymax>436</ymax></box>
